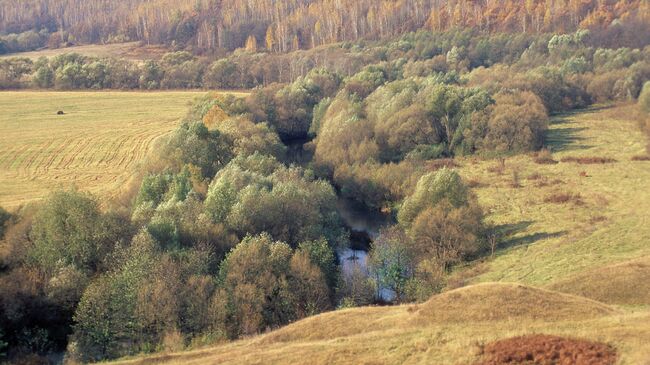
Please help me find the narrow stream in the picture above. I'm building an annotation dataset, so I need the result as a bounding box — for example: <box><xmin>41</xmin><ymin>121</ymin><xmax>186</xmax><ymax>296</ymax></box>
<box><xmin>285</xmin><ymin>138</ymin><xmax>396</xmax><ymax>301</ymax></box>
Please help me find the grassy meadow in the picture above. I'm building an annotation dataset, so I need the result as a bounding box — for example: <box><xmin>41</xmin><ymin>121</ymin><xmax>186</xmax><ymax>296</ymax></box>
<box><xmin>0</xmin><ymin>91</ymin><xmax>210</xmax><ymax>209</ymax></box>
<box><xmin>111</xmin><ymin>104</ymin><xmax>650</xmax><ymax>364</ymax></box>
<box><xmin>458</xmin><ymin>104</ymin><xmax>650</xmax><ymax>291</ymax></box>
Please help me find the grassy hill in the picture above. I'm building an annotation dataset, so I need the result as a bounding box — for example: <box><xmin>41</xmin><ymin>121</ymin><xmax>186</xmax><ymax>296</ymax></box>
<box><xmin>112</xmin><ymin>283</ymin><xmax>650</xmax><ymax>365</ymax></box>
<box><xmin>457</xmin><ymin>104</ymin><xmax>650</xmax><ymax>286</ymax></box>
<box><xmin>0</xmin><ymin>91</ymin><xmax>206</xmax><ymax>209</ymax></box>
<box><xmin>105</xmin><ymin>106</ymin><xmax>650</xmax><ymax>364</ymax></box>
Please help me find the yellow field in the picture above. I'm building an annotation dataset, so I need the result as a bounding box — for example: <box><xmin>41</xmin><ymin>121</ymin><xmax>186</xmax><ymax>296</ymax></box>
<box><xmin>110</xmin><ymin>104</ymin><xmax>650</xmax><ymax>364</ymax></box>
<box><xmin>0</xmin><ymin>91</ymin><xmax>209</xmax><ymax>210</ymax></box>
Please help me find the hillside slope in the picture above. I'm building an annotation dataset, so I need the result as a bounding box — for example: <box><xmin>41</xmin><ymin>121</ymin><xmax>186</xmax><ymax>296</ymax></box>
<box><xmin>458</xmin><ymin>104</ymin><xmax>650</xmax><ymax>286</ymax></box>
<box><xmin>109</xmin><ymin>105</ymin><xmax>650</xmax><ymax>364</ymax></box>
<box><xmin>112</xmin><ymin>283</ymin><xmax>649</xmax><ymax>365</ymax></box>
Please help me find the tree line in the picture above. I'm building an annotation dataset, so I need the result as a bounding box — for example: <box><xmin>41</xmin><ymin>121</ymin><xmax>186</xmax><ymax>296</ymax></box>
<box><xmin>2</xmin><ymin>27</ymin><xmax>649</xmax><ymax>92</ymax></box>
<box><xmin>0</xmin><ymin>0</ymin><xmax>648</xmax><ymax>53</ymax></box>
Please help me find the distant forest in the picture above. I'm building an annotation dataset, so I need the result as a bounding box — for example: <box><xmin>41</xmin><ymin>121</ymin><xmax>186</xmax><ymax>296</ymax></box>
<box><xmin>1</xmin><ymin>0</ymin><xmax>649</xmax><ymax>54</ymax></box>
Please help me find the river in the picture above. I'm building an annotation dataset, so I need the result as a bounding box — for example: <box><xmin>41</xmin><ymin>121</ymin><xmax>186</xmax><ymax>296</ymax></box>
<box><xmin>285</xmin><ymin>137</ymin><xmax>396</xmax><ymax>301</ymax></box>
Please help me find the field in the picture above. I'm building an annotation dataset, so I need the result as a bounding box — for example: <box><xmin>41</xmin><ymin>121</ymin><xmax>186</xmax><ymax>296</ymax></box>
<box><xmin>0</xmin><ymin>42</ymin><xmax>170</xmax><ymax>61</ymax></box>
<box><xmin>0</xmin><ymin>91</ymin><xmax>210</xmax><ymax>210</ymax></box>
<box><xmin>111</xmin><ymin>104</ymin><xmax>650</xmax><ymax>364</ymax></box>
<box><xmin>459</xmin><ymin>104</ymin><xmax>650</xmax><ymax>291</ymax></box>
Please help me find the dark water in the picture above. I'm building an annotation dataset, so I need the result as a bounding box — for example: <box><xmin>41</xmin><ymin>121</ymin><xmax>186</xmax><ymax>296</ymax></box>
<box><xmin>283</xmin><ymin>136</ymin><xmax>313</xmax><ymax>167</ymax></box>
<box><xmin>335</xmin><ymin>196</ymin><xmax>391</xmax><ymax>242</ymax></box>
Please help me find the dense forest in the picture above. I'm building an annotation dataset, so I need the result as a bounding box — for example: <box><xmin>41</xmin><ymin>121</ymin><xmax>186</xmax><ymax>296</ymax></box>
<box><xmin>0</xmin><ymin>0</ymin><xmax>649</xmax><ymax>54</ymax></box>
<box><xmin>1</xmin><ymin>1</ymin><xmax>650</xmax><ymax>363</ymax></box>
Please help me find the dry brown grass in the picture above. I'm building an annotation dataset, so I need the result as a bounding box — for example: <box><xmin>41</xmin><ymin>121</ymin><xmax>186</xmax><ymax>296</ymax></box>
<box><xmin>475</xmin><ymin>334</ymin><xmax>617</xmax><ymax>365</ymax></box>
<box><xmin>109</xmin><ymin>283</ymin><xmax>650</xmax><ymax>365</ymax></box>
<box><xmin>415</xmin><ymin>283</ymin><xmax>616</xmax><ymax>323</ymax></box>
<box><xmin>426</xmin><ymin>158</ymin><xmax>458</xmax><ymax>171</ymax></box>
<box><xmin>631</xmin><ymin>155</ymin><xmax>650</xmax><ymax>161</ymax></box>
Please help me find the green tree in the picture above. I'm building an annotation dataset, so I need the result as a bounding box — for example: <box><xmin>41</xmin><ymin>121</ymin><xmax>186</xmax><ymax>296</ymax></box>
<box><xmin>368</xmin><ymin>227</ymin><xmax>414</xmax><ymax>302</ymax></box>
<box><xmin>215</xmin><ymin>234</ymin><xmax>294</xmax><ymax>337</ymax></box>
<box><xmin>30</xmin><ymin>191</ymin><xmax>111</xmax><ymax>275</ymax></box>
<box><xmin>72</xmin><ymin>230</ymin><xmax>162</xmax><ymax>362</ymax></box>
<box><xmin>398</xmin><ymin>168</ymin><xmax>471</xmax><ymax>227</ymax></box>
<box><xmin>32</xmin><ymin>57</ymin><xmax>54</xmax><ymax>88</ymax></box>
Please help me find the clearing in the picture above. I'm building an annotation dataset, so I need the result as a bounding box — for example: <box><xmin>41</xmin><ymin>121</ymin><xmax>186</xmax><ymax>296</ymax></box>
<box><xmin>0</xmin><ymin>42</ymin><xmax>170</xmax><ymax>61</ymax></box>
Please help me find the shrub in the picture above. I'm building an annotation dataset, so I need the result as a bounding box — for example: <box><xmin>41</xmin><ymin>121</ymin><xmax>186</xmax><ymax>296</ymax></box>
<box><xmin>398</xmin><ymin>168</ymin><xmax>471</xmax><ymax>227</ymax></box>
<box><xmin>368</xmin><ymin>227</ymin><xmax>414</xmax><ymax>303</ymax></box>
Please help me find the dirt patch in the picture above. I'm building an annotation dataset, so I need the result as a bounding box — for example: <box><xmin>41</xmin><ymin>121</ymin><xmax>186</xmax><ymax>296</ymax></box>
<box><xmin>475</xmin><ymin>334</ymin><xmax>617</xmax><ymax>365</ymax></box>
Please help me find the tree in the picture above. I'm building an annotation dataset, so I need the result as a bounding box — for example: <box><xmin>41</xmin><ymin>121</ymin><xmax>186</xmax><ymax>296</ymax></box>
<box><xmin>162</xmin><ymin>121</ymin><xmax>233</xmax><ymax>179</ymax></box>
<box><xmin>205</xmin><ymin>157</ymin><xmax>346</xmax><ymax>248</ymax></box>
<box><xmin>488</xmin><ymin>91</ymin><xmax>547</xmax><ymax>151</ymax></box>
<box><xmin>30</xmin><ymin>191</ymin><xmax>117</xmax><ymax>276</ymax></box>
<box><xmin>32</xmin><ymin>57</ymin><xmax>54</xmax><ymax>88</ymax></box>
<box><xmin>215</xmin><ymin>234</ymin><xmax>294</xmax><ymax>337</ymax></box>
<box><xmin>408</xmin><ymin>200</ymin><xmax>483</xmax><ymax>270</ymax></box>
<box><xmin>288</xmin><ymin>250</ymin><xmax>331</xmax><ymax>318</ymax></box>
<box><xmin>245</xmin><ymin>35</ymin><xmax>258</xmax><ymax>52</ymax></box>
<box><xmin>398</xmin><ymin>168</ymin><xmax>471</xmax><ymax>227</ymax></box>
<box><xmin>368</xmin><ymin>227</ymin><xmax>414</xmax><ymax>302</ymax></box>
<box><xmin>71</xmin><ymin>230</ymin><xmax>163</xmax><ymax>362</ymax></box>
<box><xmin>337</xmin><ymin>264</ymin><xmax>375</xmax><ymax>307</ymax></box>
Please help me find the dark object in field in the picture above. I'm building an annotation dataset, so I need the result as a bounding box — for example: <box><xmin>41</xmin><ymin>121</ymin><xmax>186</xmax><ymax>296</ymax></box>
<box><xmin>631</xmin><ymin>155</ymin><xmax>650</xmax><ymax>161</ymax></box>
<box><xmin>475</xmin><ymin>334</ymin><xmax>617</xmax><ymax>365</ymax></box>
<box><xmin>560</xmin><ymin>156</ymin><xmax>616</xmax><ymax>164</ymax></box>
<box><xmin>57</xmin><ymin>110</ymin><xmax>65</xmax><ymax>115</ymax></box>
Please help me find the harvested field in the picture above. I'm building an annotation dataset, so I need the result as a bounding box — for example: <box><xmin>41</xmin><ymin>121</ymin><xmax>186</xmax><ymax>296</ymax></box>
<box><xmin>0</xmin><ymin>91</ymin><xmax>216</xmax><ymax>209</ymax></box>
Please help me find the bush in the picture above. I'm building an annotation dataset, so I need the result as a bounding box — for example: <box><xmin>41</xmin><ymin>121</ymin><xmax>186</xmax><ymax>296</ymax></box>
<box><xmin>29</xmin><ymin>191</ymin><xmax>124</xmax><ymax>276</ymax></box>
<box><xmin>398</xmin><ymin>168</ymin><xmax>471</xmax><ymax>227</ymax></box>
